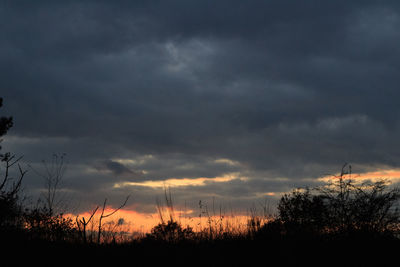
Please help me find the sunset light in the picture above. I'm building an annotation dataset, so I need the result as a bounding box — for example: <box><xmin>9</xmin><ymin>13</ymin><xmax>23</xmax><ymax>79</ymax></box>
<box><xmin>3</xmin><ymin>1</ymin><xmax>400</xmax><ymax>265</ymax></box>
<box><xmin>317</xmin><ymin>169</ymin><xmax>400</xmax><ymax>184</ymax></box>
<box><xmin>113</xmin><ymin>173</ymin><xmax>243</xmax><ymax>189</ymax></box>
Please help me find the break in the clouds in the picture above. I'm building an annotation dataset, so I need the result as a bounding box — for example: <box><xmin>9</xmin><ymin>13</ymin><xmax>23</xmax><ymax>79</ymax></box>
<box><xmin>2</xmin><ymin>1</ymin><xmax>400</xmax><ymax>213</ymax></box>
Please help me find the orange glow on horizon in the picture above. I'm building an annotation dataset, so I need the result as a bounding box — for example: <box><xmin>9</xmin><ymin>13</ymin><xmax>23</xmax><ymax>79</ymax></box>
<box><xmin>67</xmin><ymin>168</ymin><xmax>400</xmax><ymax>236</ymax></box>
<box><xmin>67</xmin><ymin>206</ymin><xmax>258</xmax><ymax>235</ymax></box>
<box><xmin>68</xmin><ymin>208</ymin><xmax>160</xmax><ymax>234</ymax></box>
<box><xmin>317</xmin><ymin>169</ymin><xmax>400</xmax><ymax>184</ymax></box>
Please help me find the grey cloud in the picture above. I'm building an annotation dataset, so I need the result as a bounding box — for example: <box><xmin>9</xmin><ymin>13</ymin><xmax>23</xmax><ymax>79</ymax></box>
<box><xmin>2</xmin><ymin>1</ymin><xmax>400</xmax><ymax>213</ymax></box>
<box><xmin>102</xmin><ymin>160</ymin><xmax>133</xmax><ymax>176</ymax></box>
<box><xmin>95</xmin><ymin>160</ymin><xmax>140</xmax><ymax>177</ymax></box>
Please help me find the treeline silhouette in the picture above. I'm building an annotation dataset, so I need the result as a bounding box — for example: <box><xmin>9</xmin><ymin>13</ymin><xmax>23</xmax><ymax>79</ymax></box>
<box><xmin>1</xmin><ymin>97</ymin><xmax>400</xmax><ymax>266</ymax></box>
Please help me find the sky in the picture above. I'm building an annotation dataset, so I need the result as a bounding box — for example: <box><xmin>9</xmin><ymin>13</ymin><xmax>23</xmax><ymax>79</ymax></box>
<box><xmin>2</xmin><ymin>1</ymin><xmax>400</xmax><ymax>224</ymax></box>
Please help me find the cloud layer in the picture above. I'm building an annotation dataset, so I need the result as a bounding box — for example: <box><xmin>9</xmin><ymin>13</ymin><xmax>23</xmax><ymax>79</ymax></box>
<box><xmin>2</xmin><ymin>1</ymin><xmax>400</xmax><ymax>213</ymax></box>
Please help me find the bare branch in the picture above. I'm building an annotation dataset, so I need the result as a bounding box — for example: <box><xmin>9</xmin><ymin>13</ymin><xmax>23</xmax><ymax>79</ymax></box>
<box><xmin>0</xmin><ymin>155</ymin><xmax>23</xmax><ymax>191</ymax></box>
<box><xmin>102</xmin><ymin>196</ymin><xmax>130</xmax><ymax>219</ymax></box>
<box><xmin>76</xmin><ymin>205</ymin><xmax>99</xmax><ymax>244</ymax></box>
<box><xmin>97</xmin><ymin>196</ymin><xmax>130</xmax><ymax>243</ymax></box>
<box><xmin>29</xmin><ymin>154</ymin><xmax>67</xmax><ymax>215</ymax></box>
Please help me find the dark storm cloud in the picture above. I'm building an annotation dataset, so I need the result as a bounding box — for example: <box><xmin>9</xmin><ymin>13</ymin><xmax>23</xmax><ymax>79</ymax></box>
<box><xmin>97</xmin><ymin>160</ymin><xmax>135</xmax><ymax>176</ymax></box>
<box><xmin>2</xmin><ymin>1</ymin><xmax>400</xmax><ymax>212</ymax></box>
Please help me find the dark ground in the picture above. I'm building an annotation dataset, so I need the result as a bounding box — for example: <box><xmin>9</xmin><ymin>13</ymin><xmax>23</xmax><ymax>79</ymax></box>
<box><xmin>4</xmin><ymin>232</ymin><xmax>399</xmax><ymax>267</ymax></box>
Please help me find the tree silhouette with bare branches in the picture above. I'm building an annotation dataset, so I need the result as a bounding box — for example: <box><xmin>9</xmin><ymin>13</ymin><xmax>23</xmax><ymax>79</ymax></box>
<box><xmin>0</xmin><ymin>97</ymin><xmax>26</xmax><ymax>231</ymax></box>
<box><xmin>278</xmin><ymin>164</ymin><xmax>400</xmax><ymax>238</ymax></box>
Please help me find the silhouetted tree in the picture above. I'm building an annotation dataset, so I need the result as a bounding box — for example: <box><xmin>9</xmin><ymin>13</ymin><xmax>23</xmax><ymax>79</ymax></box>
<box><xmin>0</xmin><ymin>97</ymin><xmax>13</xmax><ymax>152</ymax></box>
<box><xmin>278</xmin><ymin>164</ymin><xmax>400</xmax><ymax>238</ymax></box>
<box><xmin>0</xmin><ymin>98</ymin><xmax>26</xmax><ymax>233</ymax></box>
<box><xmin>29</xmin><ymin>153</ymin><xmax>68</xmax><ymax>216</ymax></box>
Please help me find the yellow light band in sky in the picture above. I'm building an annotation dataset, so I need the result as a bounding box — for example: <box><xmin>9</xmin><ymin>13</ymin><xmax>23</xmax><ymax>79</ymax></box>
<box><xmin>113</xmin><ymin>173</ymin><xmax>243</xmax><ymax>189</ymax></box>
<box><xmin>317</xmin><ymin>169</ymin><xmax>400</xmax><ymax>184</ymax></box>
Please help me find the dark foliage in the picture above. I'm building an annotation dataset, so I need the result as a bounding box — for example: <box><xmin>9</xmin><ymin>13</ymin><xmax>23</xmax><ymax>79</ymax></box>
<box><xmin>0</xmin><ymin>97</ymin><xmax>13</xmax><ymax>143</ymax></box>
<box><xmin>0</xmin><ymin>99</ymin><xmax>25</xmax><ymax>234</ymax></box>
<box><xmin>23</xmin><ymin>206</ymin><xmax>77</xmax><ymax>242</ymax></box>
<box><xmin>278</xmin><ymin>165</ymin><xmax>400</xmax><ymax>238</ymax></box>
<box><xmin>146</xmin><ymin>220</ymin><xmax>195</xmax><ymax>243</ymax></box>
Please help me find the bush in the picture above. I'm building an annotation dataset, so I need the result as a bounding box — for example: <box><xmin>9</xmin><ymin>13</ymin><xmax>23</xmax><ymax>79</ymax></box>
<box><xmin>277</xmin><ymin>166</ymin><xmax>400</xmax><ymax>238</ymax></box>
<box><xmin>146</xmin><ymin>220</ymin><xmax>195</xmax><ymax>243</ymax></box>
<box><xmin>23</xmin><ymin>207</ymin><xmax>77</xmax><ymax>242</ymax></box>
<box><xmin>278</xmin><ymin>188</ymin><xmax>328</xmax><ymax>235</ymax></box>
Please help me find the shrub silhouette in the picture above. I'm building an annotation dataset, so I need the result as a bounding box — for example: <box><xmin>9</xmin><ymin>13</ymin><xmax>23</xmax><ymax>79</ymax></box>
<box><xmin>278</xmin><ymin>189</ymin><xmax>328</xmax><ymax>236</ymax></box>
<box><xmin>24</xmin><ymin>206</ymin><xmax>76</xmax><ymax>242</ymax></box>
<box><xmin>147</xmin><ymin>220</ymin><xmax>195</xmax><ymax>243</ymax></box>
<box><xmin>277</xmin><ymin>164</ymin><xmax>400</xmax><ymax>238</ymax></box>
